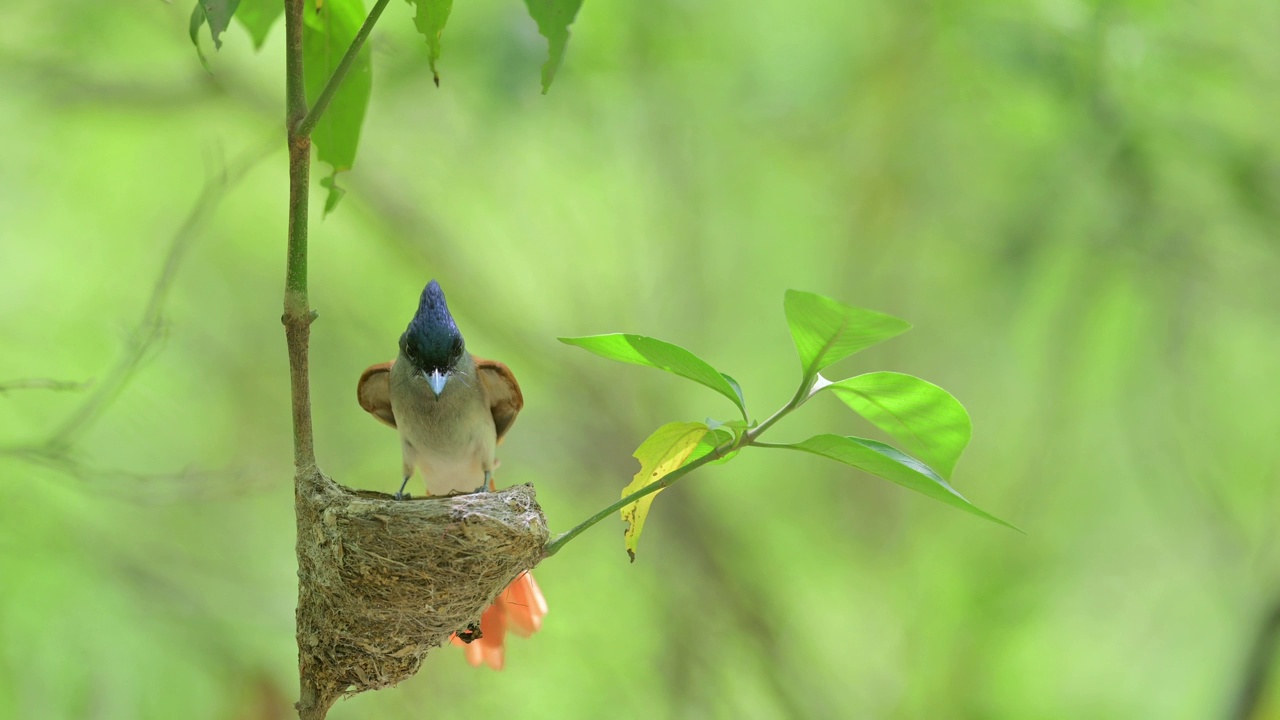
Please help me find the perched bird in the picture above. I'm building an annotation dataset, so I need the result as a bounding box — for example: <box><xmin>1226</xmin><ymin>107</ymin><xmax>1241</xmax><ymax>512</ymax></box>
<box><xmin>356</xmin><ymin>279</ymin><xmax>546</xmax><ymax>670</ymax></box>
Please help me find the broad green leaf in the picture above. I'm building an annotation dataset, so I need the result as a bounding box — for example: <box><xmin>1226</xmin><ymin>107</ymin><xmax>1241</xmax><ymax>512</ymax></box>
<box><xmin>620</xmin><ymin>422</ymin><xmax>709</xmax><ymax>561</ymax></box>
<box><xmin>774</xmin><ymin>435</ymin><xmax>1015</xmax><ymax>530</ymax></box>
<box><xmin>522</xmin><ymin>0</ymin><xmax>583</xmax><ymax>93</ymax></box>
<box><xmin>783</xmin><ymin>290</ymin><xmax>911</xmax><ymax>379</ymax></box>
<box><xmin>405</xmin><ymin>0</ymin><xmax>453</xmax><ymax>85</ymax></box>
<box><xmin>722</xmin><ymin>373</ymin><xmax>747</xmax><ymax>418</ymax></box>
<box><xmin>304</xmin><ymin>0</ymin><xmax>371</xmax><ymax>212</ymax></box>
<box><xmin>190</xmin><ymin>0</ymin><xmax>242</xmax><ymax>62</ymax></box>
<box><xmin>235</xmin><ymin>0</ymin><xmax>283</xmax><ymax>49</ymax></box>
<box><xmin>825</xmin><ymin>372</ymin><xmax>971</xmax><ymax>479</ymax></box>
<box><xmin>560</xmin><ymin>334</ymin><xmax>747</xmax><ymax>419</ymax></box>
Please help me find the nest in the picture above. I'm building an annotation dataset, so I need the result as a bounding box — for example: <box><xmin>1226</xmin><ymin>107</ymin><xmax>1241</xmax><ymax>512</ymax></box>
<box><xmin>294</xmin><ymin>469</ymin><xmax>548</xmax><ymax>711</ymax></box>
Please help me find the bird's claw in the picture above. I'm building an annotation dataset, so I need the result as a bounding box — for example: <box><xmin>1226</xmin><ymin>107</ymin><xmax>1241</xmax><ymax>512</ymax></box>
<box><xmin>473</xmin><ymin>470</ymin><xmax>492</xmax><ymax>494</ymax></box>
<box><xmin>394</xmin><ymin>476</ymin><xmax>412</xmax><ymax>500</ymax></box>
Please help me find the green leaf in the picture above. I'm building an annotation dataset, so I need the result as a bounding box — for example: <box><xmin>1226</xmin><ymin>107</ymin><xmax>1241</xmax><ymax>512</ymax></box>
<box><xmin>825</xmin><ymin>372</ymin><xmax>971</xmax><ymax>479</ymax></box>
<box><xmin>560</xmin><ymin>334</ymin><xmax>747</xmax><ymax>419</ymax></box>
<box><xmin>405</xmin><ymin>0</ymin><xmax>453</xmax><ymax>85</ymax></box>
<box><xmin>189</xmin><ymin>5</ymin><xmax>212</xmax><ymax>72</ymax></box>
<box><xmin>773</xmin><ymin>435</ymin><xmax>1016</xmax><ymax>530</ymax></box>
<box><xmin>783</xmin><ymin>290</ymin><xmax>911</xmax><ymax>379</ymax></box>
<box><xmin>304</xmin><ymin>0</ymin><xmax>371</xmax><ymax>180</ymax></box>
<box><xmin>235</xmin><ymin>0</ymin><xmax>283</xmax><ymax>49</ymax></box>
<box><xmin>522</xmin><ymin>0</ymin><xmax>583</xmax><ymax>93</ymax></box>
<box><xmin>190</xmin><ymin>0</ymin><xmax>242</xmax><ymax>63</ymax></box>
<box><xmin>722</xmin><ymin>373</ymin><xmax>747</xmax><ymax>418</ymax></box>
<box><xmin>620</xmin><ymin>422</ymin><xmax>709</xmax><ymax>561</ymax></box>
<box><xmin>319</xmin><ymin>173</ymin><xmax>347</xmax><ymax>215</ymax></box>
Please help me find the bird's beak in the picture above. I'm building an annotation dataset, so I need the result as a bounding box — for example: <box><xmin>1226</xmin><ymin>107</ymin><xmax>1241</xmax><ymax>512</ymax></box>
<box><xmin>425</xmin><ymin>368</ymin><xmax>449</xmax><ymax>397</ymax></box>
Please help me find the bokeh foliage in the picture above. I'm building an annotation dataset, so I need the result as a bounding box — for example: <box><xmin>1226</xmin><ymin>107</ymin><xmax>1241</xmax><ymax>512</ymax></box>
<box><xmin>2</xmin><ymin>0</ymin><xmax>1279</xmax><ymax>718</ymax></box>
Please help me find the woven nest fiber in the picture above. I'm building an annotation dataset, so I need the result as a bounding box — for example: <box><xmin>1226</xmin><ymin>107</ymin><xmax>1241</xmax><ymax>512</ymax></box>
<box><xmin>294</xmin><ymin>470</ymin><xmax>548</xmax><ymax>708</ymax></box>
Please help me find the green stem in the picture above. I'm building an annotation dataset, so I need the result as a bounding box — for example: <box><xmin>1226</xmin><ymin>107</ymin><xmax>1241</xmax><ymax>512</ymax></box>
<box><xmin>543</xmin><ymin>440</ymin><xmax>735</xmax><ymax>557</ymax></box>
<box><xmin>284</xmin><ymin>2</ymin><xmax>329</xmax><ymax>718</ymax></box>
<box><xmin>744</xmin><ymin>374</ymin><xmax>816</xmax><ymax>442</ymax></box>
<box><xmin>544</xmin><ymin>374</ymin><xmax>821</xmax><ymax>557</ymax></box>
<box><xmin>294</xmin><ymin>0</ymin><xmax>393</xmax><ymax>139</ymax></box>
<box><xmin>284</xmin><ymin>0</ymin><xmax>316</xmax><ymax>472</ymax></box>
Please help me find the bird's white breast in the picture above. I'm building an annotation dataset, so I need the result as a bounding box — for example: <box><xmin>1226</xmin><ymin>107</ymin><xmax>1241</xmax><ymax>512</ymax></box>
<box><xmin>391</xmin><ymin>362</ymin><xmax>497</xmax><ymax>496</ymax></box>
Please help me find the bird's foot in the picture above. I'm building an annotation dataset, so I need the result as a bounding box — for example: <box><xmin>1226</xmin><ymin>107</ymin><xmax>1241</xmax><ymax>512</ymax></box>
<box><xmin>394</xmin><ymin>476</ymin><xmax>412</xmax><ymax>500</ymax></box>
<box><xmin>473</xmin><ymin>470</ymin><xmax>492</xmax><ymax>494</ymax></box>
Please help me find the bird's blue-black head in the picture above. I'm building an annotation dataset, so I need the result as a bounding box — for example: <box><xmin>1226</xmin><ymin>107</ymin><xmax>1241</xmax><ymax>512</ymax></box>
<box><xmin>400</xmin><ymin>280</ymin><xmax>465</xmax><ymax>376</ymax></box>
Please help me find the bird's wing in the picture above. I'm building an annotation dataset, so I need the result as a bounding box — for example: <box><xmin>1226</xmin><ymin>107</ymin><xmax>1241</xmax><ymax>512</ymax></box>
<box><xmin>473</xmin><ymin>355</ymin><xmax>523</xmax><ymax>442</ymax></box>
<box><xmin>356</xmin><ymin>361</ymin><xmax>397</xmax><ymax>428</ymax></box>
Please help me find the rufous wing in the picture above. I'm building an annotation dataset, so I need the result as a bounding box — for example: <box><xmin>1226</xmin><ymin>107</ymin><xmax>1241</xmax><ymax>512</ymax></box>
<box><xmin>473</xmin><ymin>355</ymin><xmax>523</xmax><ymax>443</ymax></box>
<box><xmin>356</xmin><ymin>361</ymin><xmax>397</xmax><ymax>428</ymax></box>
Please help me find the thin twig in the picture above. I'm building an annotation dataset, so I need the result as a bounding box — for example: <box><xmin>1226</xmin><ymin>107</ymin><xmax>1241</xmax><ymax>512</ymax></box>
<box><xmin>0</xmin><ymin>141</ymin><xmax>273</xmax><ymax>500</ymax></box>
<box><xmin>294</xmin><ymin>0</ymin><xmax>394</xmax><ymax>138</ymax></box>
<box><xmin>46</xmin><ymin>140</ymin><xmax>274</xmax><ymax>449</ymax></box>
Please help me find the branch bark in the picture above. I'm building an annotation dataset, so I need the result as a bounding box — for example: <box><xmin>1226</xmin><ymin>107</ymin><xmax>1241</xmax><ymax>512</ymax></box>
<box><xmin>282</xmin><ymin>1</ymin><xmax>397</xmax><ymax>716</ymax></box>
<box><xmin>282</xmin><ymin>1</ymin><xmax>325</xmax><ymax>717</ymax></box>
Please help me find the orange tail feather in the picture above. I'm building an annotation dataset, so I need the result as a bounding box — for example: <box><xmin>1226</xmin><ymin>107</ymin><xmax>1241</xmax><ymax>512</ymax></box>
<box><xmin>450</xmin><ymin>572</ymin><xmax>546</xmax><ymax>670</ymax></box>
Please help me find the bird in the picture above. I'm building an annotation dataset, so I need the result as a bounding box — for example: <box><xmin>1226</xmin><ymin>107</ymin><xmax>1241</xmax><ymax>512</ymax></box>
<box><xmin>356</xmin><ymin>279</ymin><xmax>546</xmax><ymax>670</ymax></box>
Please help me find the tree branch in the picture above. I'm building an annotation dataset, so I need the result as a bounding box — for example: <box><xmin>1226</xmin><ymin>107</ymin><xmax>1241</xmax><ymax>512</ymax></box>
<box><xmin>284</xmin><ymin>0</ymin><xmax>316</xmax><ymax>475</ymax></box>
<box><xmin>283</xmin><ymin>1</ymin><xmax>394</xmax><ymax>717</ymax></box>
<box><xmin>294</xmin><ymin>0</ymin><xmax>393</xmax><ymax>139</ymax></box>
<box><xmin>45</xmin><ymin>144</ymin><xmax>270</xmax><ymax>449</ymax></box>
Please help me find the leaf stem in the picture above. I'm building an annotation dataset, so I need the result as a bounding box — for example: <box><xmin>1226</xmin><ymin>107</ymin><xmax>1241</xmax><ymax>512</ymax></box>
<box><xmin>295</xmin><ymin>0</ymin><xmax>393</xmax><ymax>138</ymax></box>
<box><xmin>544</xmin><ymin>374</ymin><xmax>818</xmax><ymax>557</ymax></box>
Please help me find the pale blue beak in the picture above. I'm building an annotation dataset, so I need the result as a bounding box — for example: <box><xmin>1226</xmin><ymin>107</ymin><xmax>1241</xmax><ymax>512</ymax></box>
<box><xmin>425</xmin><ymin>368</ymin><xmax>449</xmax><ymax>397</ymax></box>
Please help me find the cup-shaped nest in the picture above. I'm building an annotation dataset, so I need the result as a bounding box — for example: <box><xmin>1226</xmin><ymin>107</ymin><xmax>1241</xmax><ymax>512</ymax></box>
<box><xmin>294</xmin><ymin>471</ymin><xmax>548</xmax><ymax>708</ymax></box>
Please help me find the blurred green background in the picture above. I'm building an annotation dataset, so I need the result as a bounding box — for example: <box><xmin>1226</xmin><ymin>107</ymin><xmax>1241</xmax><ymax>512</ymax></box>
<box><xmin>2</xmin><ymin>0</ymin><xmax>1279</xmax><ymax>718</ymax></box>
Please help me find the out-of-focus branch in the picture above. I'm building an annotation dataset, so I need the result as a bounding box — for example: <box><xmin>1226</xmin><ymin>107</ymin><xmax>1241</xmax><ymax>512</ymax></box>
<box><xmin>48</xmin><ymin>141</ymin><xmax>273</xmax><ymax>449</ymax></box>
<box><xmin>0</xmin><ymin>139</ymin><xmax>274</xmax><ymax>486</ymax></box>
<box><xmin>1229</xmin><ymin>591</ymin><xmax>1280</xmax><ymax>720</ymax></box>
<box><xmin>0</xmin><ymin>378</ymin><xmax>89</xmax><ymax>394</ymax></box>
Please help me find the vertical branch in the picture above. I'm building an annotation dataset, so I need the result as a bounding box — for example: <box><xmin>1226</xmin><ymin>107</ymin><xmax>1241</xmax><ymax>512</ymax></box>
<box><xmin>283</xmin><ymin>2</ymin><xmax>328</xmax><ymax>719</ymax></box>
<box><xmin>283</xmin><ymin>0</ymin><xmax>316</xmax><ymax>475</ymax></box>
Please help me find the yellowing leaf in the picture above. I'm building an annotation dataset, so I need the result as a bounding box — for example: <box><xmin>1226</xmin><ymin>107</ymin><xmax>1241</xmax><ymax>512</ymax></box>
<box><xmin>620</xmin><ymin>422</ymin><xmax>709</xmax><ymax>561</ymax></box>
